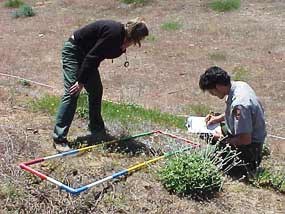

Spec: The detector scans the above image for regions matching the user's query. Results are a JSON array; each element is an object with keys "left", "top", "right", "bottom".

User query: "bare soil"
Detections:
[{"left": 1, "top": 0, "right": 285, "bottom": 213}]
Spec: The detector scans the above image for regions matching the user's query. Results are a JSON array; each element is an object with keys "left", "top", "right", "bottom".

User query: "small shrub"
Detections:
[
  {"left": 209, "top": 0, "right": 240, "bottom": 12},
  {"left": 232, "top": 66, "right": 249, "bottom": 81},
  {"left": 4, "top": 0, "right": 24, "bottom": 8},
  {"left": 18, "top": 79, "right": 31, "bottom": 87},
  {"left": 13, "top": 4, "right": 35, "bottom": 18},
  {"left": 159, "top": 149, "right": 223, "bottom": 198},
  {"left": 161, "top": 21, "right": 182, "bottom": 31},
  {"left": 121, "top": 0, "right": 146, "bottom": 4}
]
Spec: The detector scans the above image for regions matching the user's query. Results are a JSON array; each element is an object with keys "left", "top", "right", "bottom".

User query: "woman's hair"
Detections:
[
  {"left": 199, "top": 66, "right": 231, "bottom": 91},
  {"left": 125, "top": 17, "right": 149, "bottom": 47}
]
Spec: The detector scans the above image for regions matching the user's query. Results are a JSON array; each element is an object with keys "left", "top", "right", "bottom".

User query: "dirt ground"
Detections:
[{"left": 1, "top": 0, "right": 285, "bottom": 213}]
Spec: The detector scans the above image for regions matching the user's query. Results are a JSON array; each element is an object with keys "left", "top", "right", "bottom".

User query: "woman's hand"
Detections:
[{"left": 69, "top": 81, "right": 83, "bottom": 95}]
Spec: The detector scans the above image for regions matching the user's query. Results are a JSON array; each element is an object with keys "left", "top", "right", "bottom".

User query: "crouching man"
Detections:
[{"left": 199, "top": 66, "right": 267, "bottom": 176}]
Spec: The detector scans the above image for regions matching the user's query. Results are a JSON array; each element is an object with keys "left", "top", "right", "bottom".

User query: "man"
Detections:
[
  {"left": 53, "top": 18, "right": 149, "bottom": 152},
  {"left": 199, "top": 66, "right": 266, "bottom": 176}
]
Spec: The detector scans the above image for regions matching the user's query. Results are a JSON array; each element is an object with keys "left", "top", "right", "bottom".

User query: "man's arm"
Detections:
[{"left": 205, "top": 113, "right": 225, "bottom": 126}]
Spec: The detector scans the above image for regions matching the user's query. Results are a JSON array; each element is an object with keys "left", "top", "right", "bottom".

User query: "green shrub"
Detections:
[
  {"left": 121, "top": 0, "right": 146, "bottom": 4},
  {"left": 13, "top": 4, "right": 35, "bottom": 18},
  {"left": 161, "top": 21, "right": 182, "bottom": 31},
  {"left": 209, "top": 0, "right": 240, "bottom": 12},
  {"left": 159, "top": 151, "right": 223, "bottom": 198},
  {"left": 4, "top": 0, "right": 24, "bottom": 8}
]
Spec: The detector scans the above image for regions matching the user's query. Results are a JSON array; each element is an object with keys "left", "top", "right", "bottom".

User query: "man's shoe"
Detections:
[{"left": 53, "top": 139, "right": 71, "bottom": 153}]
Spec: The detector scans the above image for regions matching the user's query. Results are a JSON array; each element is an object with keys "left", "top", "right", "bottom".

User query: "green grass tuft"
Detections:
[
  {"left": 161, "top": 21, "right": 182, "bottom": 31},
  {"left": 209, "top": 0, "right": 240, "bottom": 12},
  {"left": 13, "top": 4, "right": 35, "bottom": 18},
  {"left": 250, "top": 168, "right": 285, "bottom": 193},
  {"left": 121, "top": 0, "right": 147, "bottom": 4},
  {"left": 4, "top": 0, "right": 24, "bottom": 8}
]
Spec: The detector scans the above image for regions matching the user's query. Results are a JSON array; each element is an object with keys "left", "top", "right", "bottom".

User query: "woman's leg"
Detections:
[
  {"left": 53, "top": 41, "right": 82, "bottom": 142},
  {"left": 84, "top": 69, "right": 105, "bottom": 134}
]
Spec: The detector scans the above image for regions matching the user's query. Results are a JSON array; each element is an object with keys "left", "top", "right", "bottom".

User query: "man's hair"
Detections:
[
  {"left": 125, "top": 17, "right": 149, "bottom": 47},
  {"left": 199, "top": 66, "right": 231, "bottom": 91}
]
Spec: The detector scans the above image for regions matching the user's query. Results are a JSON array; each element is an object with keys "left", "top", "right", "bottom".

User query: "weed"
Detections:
[
  {"left": 161, "top": 21, "right": 182, "bottom": 31},
  {"left": 29, "top": 94, "right": 59, "bottom": 115},
  {"left": 18, "top": 79, "right": 31, "bottom": 87},
  {"left": 232, "top": 66, "right": 249, "bottom": 81},
  {"left": 121, "top": 0, "right": 147, "bottom": 4},
  {"left": 4, "top": 0, "right": 24, "bottom": 8},
  {"left": 209, "top": 0, "right": 240, "bottom": 12},
  {"left": 250, "top": 168, "right": 285, "bottom": 193},
  {"left": 13, "top": 4, "right": 35, "bottom": 18},
  {"left": 209, "top": 52, "right": 227, "bottom": 61}
]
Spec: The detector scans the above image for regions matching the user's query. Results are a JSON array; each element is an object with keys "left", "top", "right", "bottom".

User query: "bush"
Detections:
[
  {"left": 209, "top": 0, "right": 240, "bottom": 12},
  {"left": 4, "top": 0, "right": 24, "bottom": 8},
  {"left": 13, "top": 4, "right": 35, "bottom": 18},
  {"left": 121, "top": 0, "right": 146, "bottom": 4},
  {"left": 159, "top": 151, "right": 223, "bottom": 198}
]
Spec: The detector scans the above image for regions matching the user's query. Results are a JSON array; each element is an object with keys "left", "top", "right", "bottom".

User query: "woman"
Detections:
[{"left": 53, "top": 18, "right": 149, "bottom": 151}]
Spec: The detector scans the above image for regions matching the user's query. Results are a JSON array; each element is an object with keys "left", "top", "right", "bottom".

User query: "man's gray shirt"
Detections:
[{"left": 225, "top": 81, "right": 266, "bottom": 143}]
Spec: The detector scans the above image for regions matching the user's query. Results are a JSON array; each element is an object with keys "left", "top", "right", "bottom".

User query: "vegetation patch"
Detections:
[
  {"left": 232, "top": 66, "right": 249, "bottom": 81},
  {"left": 209, "top": 52, "right": 227, "bottom": 61},
  {"left": 159, "top": 149, "right": 223, "bottom": 198},
  {"left": 4, "top": 0, "right": 24, "bottom": 8},
  {"left": 209, "top": 0, "right": 241, "bottom": 12},
  {"left": 121, "top": 0, "right": 147, "bottom": 5},
  {"left": 29, "top": 93, "right": 185, "bottom": 128},
  {"left": 13, "top": 4, "right": 35, "bottom": 18},
  {"left": 161, "top": 21, "right": 182, "bottom": 31},
  {"left": 250, "top": 168, "right": 285, "bottom": 193}
]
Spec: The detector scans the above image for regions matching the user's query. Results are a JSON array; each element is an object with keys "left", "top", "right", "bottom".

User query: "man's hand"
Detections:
[
  {"left": 205, "top": 113, "right": 225, "bottom": 126},
  {"left": 69, "top": 81, "right": 83, "bottom": 95}
]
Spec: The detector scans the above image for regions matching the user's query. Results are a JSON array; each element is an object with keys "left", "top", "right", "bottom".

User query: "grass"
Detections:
[
  {"left": 209, "top": 52, "right": 227, "bottom": 61},
  {"left": 232, "top": 66, "right": 249, "bottom": 81},
  {"left": 29, "top": 93, "right": 186, "bottom": 129},
  {"left": 161, "top": 21, "right": 182, "bottom": 31},
  {"left": 209, "top": 0, "right": 241, "bottom": 12},
  {"left": 4, "top": 0, "right": 24, "bottom": 8},
  {"left": 184, "top": 103, "right": 211, "bottom": 117},
  {"left": 121, "top": 0, "right": 147, "bottom": 4},
  {"left": 13, "top": 4, "right": 35, "bottom": 18},
  {"left": 250, "top": 168, "right": 285, "bottom": 193}
]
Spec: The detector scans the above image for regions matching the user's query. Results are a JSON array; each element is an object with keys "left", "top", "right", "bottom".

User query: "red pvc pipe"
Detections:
[{"left": 19, "top": 164, "right": 47, "bottom": 180}]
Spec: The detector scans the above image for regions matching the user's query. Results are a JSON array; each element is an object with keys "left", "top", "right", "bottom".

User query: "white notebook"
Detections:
[{"left": 186, "top": 116, "right": 221, "bottom": 134}]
